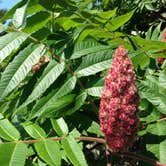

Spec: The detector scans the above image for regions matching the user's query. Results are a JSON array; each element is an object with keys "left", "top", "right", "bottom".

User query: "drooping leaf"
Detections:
[
  {"left": 70, "top": 39, "right": 115, "bottom": 59},
  {"left": 29, "top": 76, "right": 77, "bottom": 119},
  {"left": 146, "top": 121, "right": 166, "bottom": 163},
  {"left": 23, "top": 61, "right": 65, "bottom": 106},
  {"left": 0, "top": 24, "right": 8, "bottom": 33},
  {"left": 30, "top": 94, "right": 75, "bottom": 119},
  {"left": 62, "top": 135, "right": 88, "bottom": 166},
  {"left": 23, "top": 11, "right": 51, "bottom": 34},
  {"left": 75, "top": 50, "right": 113, "bottom": 77},
  {"left": 0, "top": 32, "right": 28, "bottom": 63},
  {"left": 86, "top": 86, "right": 103, "bottom": 97},
  {"left": 51, "top": 118, "right": 69, "bottom": 136},
  {"left": 0, "top": 44, "right": 45, "bottom": 100},
  {"left": 35, "top": 140, "right": 61, "bottom": 166},
  {"left": 12, "top": 0, "right": 29, "bottom": 29},
  {"left": 22, "top": 121, "right": 46, "bottom": 139},
  {"left": 106, "top": 9, "right": 135, "bottom": 31},
  {"left": 0, "top": 142, "right": 27, "bottom": 166},
  {"left": 139, "top": 76, "right": 166, "bottom": 114},
  {"left": 0, "top": 113, "right": 20, "bottom": 141},
  {"left": 159, "top": 70, "right": 166, "bottom": 89},
  {"left": 151, "top": 23, "right": 162, "bottom": 40},
  {"left": 0, "top": 0, "right": 44, "bottom": 22},
  {"left": 87, "top": 121, "right": 103, "bottom": 136},
  {"left": 66, "top": 92, "right": 87, "bottom": 116},
  {"left": 97, "top": 8, "right": 117, "bottom": 20}
]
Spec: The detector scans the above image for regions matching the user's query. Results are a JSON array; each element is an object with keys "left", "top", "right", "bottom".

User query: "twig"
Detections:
[{"left": 119, "top": 152, "right": 166, "bottom": 166}]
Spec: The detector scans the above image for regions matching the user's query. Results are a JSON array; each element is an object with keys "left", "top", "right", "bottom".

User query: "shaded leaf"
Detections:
[
  {"left": 23, "top": 61, "right": 65, "bottom": 106},
  {"left": 23, "top": 11, "right": 51, "bottom": 34},
  {"left": 66, "top": 92, "right": 87, "bottom": 116},
  {"left": 0, "top": 44, "right": 45, "bottom": 100},
  {"left": 146, "top": 121, "right": 166, "bottom": 163},
  {"left": 29, "top": 76, "right": 77, "bottom": 119},
  {"left": 30, "top": 94, "right": 75, "bottom": 119}
]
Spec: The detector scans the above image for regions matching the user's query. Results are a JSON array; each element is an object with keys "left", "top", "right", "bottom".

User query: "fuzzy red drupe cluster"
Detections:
[{"left": 99, "top": 45, "right": 139, "bottom": 152}]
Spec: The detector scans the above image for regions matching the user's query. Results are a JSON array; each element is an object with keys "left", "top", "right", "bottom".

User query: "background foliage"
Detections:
[{"left": 0, "top": 0, "right": 166, "bottom": 165}]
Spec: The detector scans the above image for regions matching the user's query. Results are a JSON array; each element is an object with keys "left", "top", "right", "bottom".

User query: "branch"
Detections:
[{"left": 1, "top": 136, "right": 166, "bottom": 166}]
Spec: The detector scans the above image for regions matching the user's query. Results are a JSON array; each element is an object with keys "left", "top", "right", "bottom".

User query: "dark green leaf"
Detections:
[
  {"left": 23, "top": 11, "right": 51, "bottom": 34},
  {"left": 23, "top": 61, "right": 65, "bottom": 106}
]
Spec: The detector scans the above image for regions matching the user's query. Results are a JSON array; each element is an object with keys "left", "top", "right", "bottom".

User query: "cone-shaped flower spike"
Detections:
[{"left": 99, "top": 45, "right": 139, "bottom": 152}]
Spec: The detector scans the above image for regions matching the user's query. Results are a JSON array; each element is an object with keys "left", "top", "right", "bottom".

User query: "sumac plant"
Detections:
[{"left": 0, "top": 0, "right": 166, "bottom": 166}]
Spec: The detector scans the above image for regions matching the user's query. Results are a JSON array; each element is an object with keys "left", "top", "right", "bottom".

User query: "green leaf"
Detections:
[
  {"left": 131, "top": 52, "right": 150, "bottom": 69},
  {"left": 159, "top": 70, "right": 166, "bottom": 89},
  {"left": 87, "top": 121, "right": 103, "bottom": 136},
  {"left": 86, "top": 86, "right": 103, "bottom": 97},
  {"left": 146, "top": 121, "right": 166, "bottom": 163},
  {"left": 151, "top": 23, "right": 162, "bottom": 40},
  {"left": 145, "top": 26, "right": 153, "bottom": 40},
  {"left": 35, "top": 140, "right": 61, "bottom": 166},
  {"left": 139, "top": 76, "right": 166, "bottom": 114},
  {"left": 71, "top": 39, "right": 115, "bottom": 59},
  {"left": 23, "top": 11, "right": 51, "bottom": 34},
  {"left": 75, "top": 50, "right": 113, "bottom": 77},
  {"left": 0, "top": 44, "right": 45, "bottom": 100},
  {"left": 0, "top": 32, "right": 28, "bottom": 63},
  {"left": 0, "top": 24, "right": 8, "bottom": 33},
  {"left": 29, "top": 76, "right": 77, "bottom": 119},
  {"left": 62, "top": 135, "right": 88, "bottom": 166},
  {"left": 66, "top": 92, "right": 87, "bottom": 116},
  {"left": 97, "top": 8, "right": 117, "bottom": 20},
  {"left": 132, "top": 36, "right": 166, "bottom": 51},
  {"left": 30, "top": 94, "right": 75, "bottom": 119},
  {"left": 51, "top": 118, "right": 69, "bottom": 136},
  {"left": 22, "top": 122, "right": 46, "bottom": 139},
  {"left": 12, "top": 0, "right": 29, "bottom": 29},
  {"left": 23, "top": 61, "right": 65, "bottom": 106},
  {"left": 0, "top": 0, "right": 44, "bottom": 22},
  {"left": 0, "top": 142, "right": 27, "bottom": 166},
  {"left": 106, "top": 9, "right": 135, "bottom": 31},
  {"left": 0, "top": 113, "right": 20, "bottom": 141},
  {"left": 40, "top": 94, "right": 75, "bottom": 118},
  {"left": 55, "top": 76, "right": 77, "bottom": 98}
]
